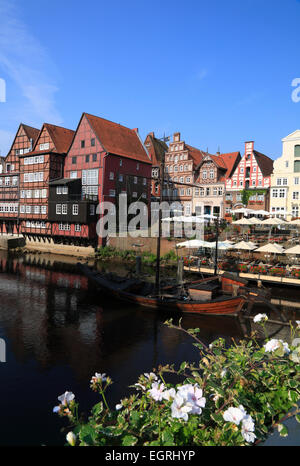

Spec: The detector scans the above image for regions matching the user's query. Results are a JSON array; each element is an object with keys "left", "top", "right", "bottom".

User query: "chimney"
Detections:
[
  {"left": 173, "top": 132, "right": 181, "bottom": 142},
  {"left": 216, "top": 151, "right": 220, "bottom": 156},
  {"left": 149, "top": 132, "right": 155, "bottom": 138}
]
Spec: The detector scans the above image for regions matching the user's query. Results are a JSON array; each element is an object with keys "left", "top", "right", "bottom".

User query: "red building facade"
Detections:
[
  {"left": 64, "top": 113, "right": 152, "bottom": 245},
  {"left": 18, "top": 123, "right": 74, "bottom": 237},
  {"left": 225, "top": 141, "right": 273, "bottom": 213},
  {"left": 0, "top": 124, "right": 39, "bottom": 234}
]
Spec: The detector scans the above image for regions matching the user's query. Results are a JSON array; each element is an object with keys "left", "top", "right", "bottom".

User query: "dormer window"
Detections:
[{"left": 39, "top": 143, "right": 49, "bottom": 151}]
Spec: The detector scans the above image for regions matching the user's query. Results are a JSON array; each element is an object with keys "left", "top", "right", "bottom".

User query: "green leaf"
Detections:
[
  {"left": 210, "top": 412, "right": 224, "bottom": 426},
  {"left": 277, "top": 424, "right": 288, "bottom": 437},
  {"left": 91, "top": 401, "right": 104, "bottom": 416},
  {"left": 79, "top": 424, "right": 96, "bottom": 445},
  {"left": 295, "top": 415, "right": 300, "bottom": 424},
  {"left": 162, "top": 430, "right": 175, "bottom": 446},
  {"left": 122, "top": 435, "right": 138, "bottom": 446}
]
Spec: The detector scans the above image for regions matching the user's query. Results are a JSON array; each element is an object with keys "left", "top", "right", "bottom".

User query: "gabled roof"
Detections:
[
  {"left": 144, "top": 132, "right": 168, "bottom": 166},
  {"left": 84, "top": 113, "right": 152, "bottom": 164},
  {"left": 22, "top": 124, "right": 40, "bottom": 145},
  {"left": 219, "top": 152, "right": 241, "bottom": 178},
  {"left": 185, "top": 144, "right": 206, "bottom": 166},
  {"left": 195, "top": 151, "right": 241, "bottom": 180},
  {"left": 6, "top": 123, "right": 40, "bottom": 157},
  {"left": 21, "top": 123, "right": 75, "bottom": 156},
  {"left": 253, "top": 150, "right": 273, "bottom": 177}
]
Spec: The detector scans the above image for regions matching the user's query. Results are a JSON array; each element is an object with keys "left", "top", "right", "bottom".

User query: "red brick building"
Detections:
[
  {"left": 164, "top": 132, "right": 206, "bottom": 215},
  {"left": 193, "top": 151, "right": 241, "bottom": 217},
  {"left": 225, "top": 141, "right": 273, "bottom": 213},
  {"left": 0, "top": 123, "right": 39, "bottom": 234},
  {"left": 64, "top": 113, "right": 152, "bottom": 245},
  {"left": 18, "top": 123, "right": 75, "bottom": 237}
]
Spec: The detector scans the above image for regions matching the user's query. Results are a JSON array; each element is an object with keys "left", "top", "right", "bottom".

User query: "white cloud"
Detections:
[{"left": 0, "top": 0, "right": 63, "bottom": 154}]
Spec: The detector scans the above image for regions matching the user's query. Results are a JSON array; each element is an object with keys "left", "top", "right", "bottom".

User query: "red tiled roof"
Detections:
[
  {"left": 45, "top": 124, "right": 75, "bottom": 154},
  {"left": 85, "top": 113, "right": 152, "bottom": 164},
  {"left": 219, "top": 152, "right": 241, "bottom": 178},
  {"left": 253, "top": 150, "right": 273, "bottom": 177},
  {"left": 22, "top": 124, "right": 40, "bottom": 145},
  {"left": 144, "top": 132, "right": 168, "bottom": 166},
  {"left": 185, "top": 144, "right": 206, "bottom": 166},
  {"left": 21, "top": 123, "right": 75, "bottom": 156}
]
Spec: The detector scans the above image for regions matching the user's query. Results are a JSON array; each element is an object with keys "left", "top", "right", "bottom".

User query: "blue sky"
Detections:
[{"left": 0, "top": 0, "right": 300, "bottom": 159}]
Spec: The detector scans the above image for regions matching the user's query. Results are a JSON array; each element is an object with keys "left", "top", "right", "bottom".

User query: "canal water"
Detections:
[{"left": 0, "top": 249, "right": 299, "bottom": 446}]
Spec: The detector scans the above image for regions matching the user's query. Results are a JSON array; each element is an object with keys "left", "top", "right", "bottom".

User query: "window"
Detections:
[
  {"left": 134, "top": 176, "right": 137, "bottom": 184},
  {"left": 70, "top": 171, "right": 77, "bottom": 179},
  {"left": 92, "top": 154, "right": 97, "bottom": 162},
  {"left": 293, "top": 192, "right": 299, "bottom": 200},
  {"left": 120, "top": 159, "right": 123, "bottom": 167},
  {"left": 213, "top": 187, "right": 217, "bottom": 196},
  {"left": 62, "top": 186, "right": 68, "bottom": 195},
  {"left": 240, "top": 167, "right": 244, "bottom": 174},
  {"left": 200, "top": 188, "right": 204, "bottom": 196},
  {"left": 75, "top": 224, "right": 81, "bottom": 232},
  {"left": 91, "top": 138, "right": 95, "bottom": 147},
  {"left": 41, "top": 189, "right": 47, "bottom": 198},
  {"left": 62, "top": 204, "right": 67, "bottom": 215},
  {"left": 12, "top": 177, "right": 18, "bottom": 186},
  {"left": 206, "top": 187, "right": 210, "bottom": 196},
  {"left": 286, "top": 161, "right": 289, "bottom": 168},
  {"left": 137, "top": 163, "right": 139, "bottom": 170},
  {"left": 119, "top": 174, "right": 123, "bottom": 182},
  {"left": 143, "top": 178, "right": 146, "bottom": 185},
  {"left": 109, "top": 189, "right": 115, "bottom": 197},
  {"left": 186, "top": 177, "right": 191, "bottom": 183},
  {"left": 272, "top": 189, "right": 278, "bottom": 198},
  {"left": 73, "top": 204, "right": 79, "bottom": 215},
  {"left": 81, "top": 140, "right": 85, "bottom": 148},
  {"left": 109, "top": 172, "right": 114, "bottom": 180},
  {"left": 292, "top": 206, "right": 299, "bottom": 217},
  {"left": 56, "top": 187, "right": 62, "bottom": 195},
  {"left": 41, "top": 206, "right": 47, "bottom": 215},
  {"left": 85, "top": 154, "right": 90, "bottom": 163},
  {"left": 90, "top": 205, "right": 95, "bottom": 215},
  {"left": 20, "top": 190, "right": 25, "bottom": 198},
  {"left": 210, "top": 170, "right": 214, "bottom": 179},
  {"left": 277, "top": 178, "right": 282, "bottom": 185},
  {"left": 295, "top": 177, "right": 299, "bottom": 185},
  {"left": 5, "top": 177, "right": 9, "bottom": 186},
  {"left": 218, "top": 187, "right": 223, "bottom": 195},
  {"left": 56, "top": 204, "right": 62, "bottom": 214},
  {"left": 72, "top": 157, "right": 77, "bottom": 164},
  {"left": 295, "top": 145, "right": 300, "bottom": 157},
  {"left": 20, "top": 205, "right": 25, "bottom": 213},
  {"left": 294, "top": 160, "right": 300, "bottom": 173},
  {"left": 34, "top": 205, "right": 40, "bottom": 214},
  {"left": 34, "top": 190, "right": 40, "bottom": 198},
  {"left": 39, "top": 143, "right": 49, "bottom": 151},
  {"left": 202, "top": 171, "right": 207, "bottom": 179},
  {"left": 186, "top": 188, "right": 191, "bottom": 196}
]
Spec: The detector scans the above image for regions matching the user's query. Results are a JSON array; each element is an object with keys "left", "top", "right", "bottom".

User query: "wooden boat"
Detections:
[{"left": 77, "top": 263, "right": 248, "bottom": 315}]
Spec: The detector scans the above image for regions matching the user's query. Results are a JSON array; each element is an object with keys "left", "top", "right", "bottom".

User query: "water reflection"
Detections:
[{"left": 0, "top": 249, "right": 299, "bottom": 446}]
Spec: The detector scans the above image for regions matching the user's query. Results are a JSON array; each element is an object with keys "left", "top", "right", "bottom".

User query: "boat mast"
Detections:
[
  {"left": 155, "top": 149, "right": 166, "bottom": 295},
  {"left": 214, "top": 216, "right": 219, "bottom": 276}
]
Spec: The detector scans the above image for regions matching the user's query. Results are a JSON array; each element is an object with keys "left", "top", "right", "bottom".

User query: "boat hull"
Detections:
[{"left": 78, "top": 264, "right": 246, "bottom": 316}]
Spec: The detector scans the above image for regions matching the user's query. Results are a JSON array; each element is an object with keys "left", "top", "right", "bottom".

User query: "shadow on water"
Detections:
[{"left": 0, "top": 249, "right": 299, "bottom": 446}]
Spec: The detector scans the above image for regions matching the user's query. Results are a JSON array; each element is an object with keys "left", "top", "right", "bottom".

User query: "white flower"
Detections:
[
  {"left": 90, "top": 373, "right": 107, "bottom": 384},
  {"left": 66, "top": 431, "right": 77, "bottom": 446},
  {"left": 134, "top": 383, "right": 146, "bottom": 391},
  {"left": 253, "top": 313, "right": 268, "bottom": 323},
  {"left": 171, "top": 394, "right": 193, "bottom": 421},
  {"left": 162, "top": 388, "right": 176, "bottom": 401},
  {"left": 58, "top": 391, "right": 75, "bottom": 406},
  {"left": 296, "top": 321, "right": 300, "bottom": 329},
  {"left": 241, "top": 415, "right": 256, "bottom": 443},
  {"left": 53, "top": 391, "right": 75, "bottom": 415},
  {"left": 179, "top": 385, "right": 206, "bottom": 415},
  {"left": 144, "top": 372, "right": 158, "bottom": 381},
  {"left": 116, "top": 403, "right": 123, "bottom": 410},
  {"left": 221, "top": 368, "right": 228, "bottom": 378},
  {"left": 223, "top": 405, "right": 247, "bottom": 425},
  {"left": 264, "top": 339, "right": 290, "bottom": 354},
  {"left": 148, "top": 382, "right": 166, "bottom": 401}
]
